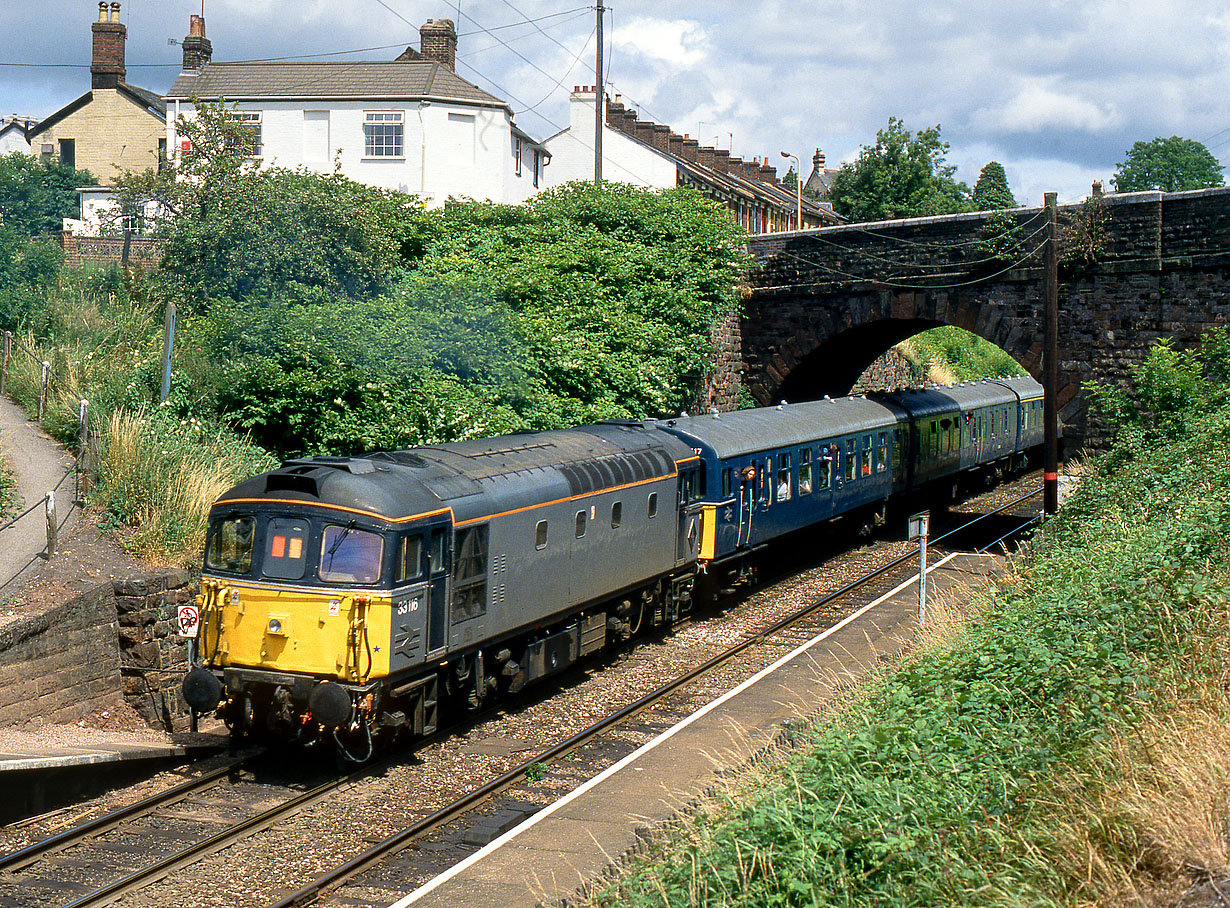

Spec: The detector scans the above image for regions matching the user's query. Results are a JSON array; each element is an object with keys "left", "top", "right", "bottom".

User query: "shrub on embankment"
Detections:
[{"left": 589, "top": 334, "right": 1230, "bottom": 908}]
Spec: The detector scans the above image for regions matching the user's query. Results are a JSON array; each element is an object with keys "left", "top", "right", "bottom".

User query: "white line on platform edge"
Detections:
[{"left": 388, "top": 551, "right": 963, "bottom": 908}]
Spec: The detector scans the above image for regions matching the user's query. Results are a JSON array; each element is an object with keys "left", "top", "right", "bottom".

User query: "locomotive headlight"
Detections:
[{"left": 267, "top": 617, "right": 286, "bottom": 635}]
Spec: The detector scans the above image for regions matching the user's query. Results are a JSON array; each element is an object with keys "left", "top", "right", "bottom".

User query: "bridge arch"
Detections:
[{"left": 735, "top": 189, "right": 1230, "bottom": 449}]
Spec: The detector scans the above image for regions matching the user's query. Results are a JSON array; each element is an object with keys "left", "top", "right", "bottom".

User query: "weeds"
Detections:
[{"left": 587, "top": 404, "right": 1230, "bottom": 908}]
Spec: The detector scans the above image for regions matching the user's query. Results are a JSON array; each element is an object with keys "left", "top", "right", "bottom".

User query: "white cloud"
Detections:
[
  {"left": 972, "top": 79, "right": 1122, "bottom": 135},
  {"left": 611, "top": 17, "right": 708, "bottom": 68}
]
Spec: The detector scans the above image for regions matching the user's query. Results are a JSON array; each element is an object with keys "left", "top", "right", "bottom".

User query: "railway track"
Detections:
[
  {"left": 0, "top": 479, "right": 1042, "bottom": 908},
  {"left": 275, "top": 483, "right": 1045, "bottom": 908}
]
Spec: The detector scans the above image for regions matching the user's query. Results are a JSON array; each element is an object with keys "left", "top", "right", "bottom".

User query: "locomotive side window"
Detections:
[
  {"left": 611, "top": 501, "right": 622, "bottom": 528},
  {"left": 429, "top": 527, "right": 447, "bottom": 574},
  {"left": 575, "top": 510, "right": 587, "bottom": 538},
  {"left": 205, "top": 516, "right": 255, "bottom": 574},
  {"left": 535, "top": 520, "right": 549, "bottom": 550},
  {"left": 799, "top": 449, "right": 812, "bottom": 494},
  {"left": 319, "top": 525, "right": 384, "bottom": 584},
  {"left": 648, "top": 492, "right": 658, "bottom": 518},
  {"left": 395, "top": 535, "right": 424, "bottom": 583},
  {"left": 777, "top": 453, "right": 792, "bottom": 501},
  {"left": 452, "top": 525, "right": 488, "bottom": 624},
  {"left": 264, "top": 518, "right": 309, "bottom": 580}
]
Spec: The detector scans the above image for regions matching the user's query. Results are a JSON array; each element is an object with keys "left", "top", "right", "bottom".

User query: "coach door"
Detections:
[
  {"left": 676, "top": 466, "right": 702, "bottom": 565},
  {"left": 425, "top": 526, "right": 450, "bottom": 655}
]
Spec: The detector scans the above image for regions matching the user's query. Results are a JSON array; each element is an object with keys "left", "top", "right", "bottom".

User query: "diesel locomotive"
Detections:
[{"left": 182, "top": 376, "right": 1044, "bottom": 756}]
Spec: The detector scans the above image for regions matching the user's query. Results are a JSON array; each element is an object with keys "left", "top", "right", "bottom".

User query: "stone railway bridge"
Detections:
[{"left": 705, "top": 188, "right": 1230, "bottom": 449}]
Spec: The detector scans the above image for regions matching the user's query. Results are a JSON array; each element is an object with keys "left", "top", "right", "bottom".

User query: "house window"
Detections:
[
  {"left": 515, "top": 137, "right": 522, "bottom": 176},
  {"left": 364, "top": 111, "right": 404, "bottom": 157},
  {"left": 58, "top": 139, "right": 76, "bottom": 169},
  {"left": 533, "top": 150, "right": 540, "bottom": 188},
  {"left": 227, "top": 111, "right": 262, "bottom": 157}
]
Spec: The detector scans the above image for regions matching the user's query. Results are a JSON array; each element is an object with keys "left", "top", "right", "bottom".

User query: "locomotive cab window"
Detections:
[
  {"left": 452, "top": 525, "right": 488, "bottom": 624},
  {"left": 205, "top": 516, "right": 255, "bottom": 574},
  {"left": 319, "top": 524, "right": 384, "bottom": 584},
  {"left": 395, "top": 535, "right": 424, "bottom": 583},
  {"left": 429, "top": 527, "right": 447, "bottom": 575},
  {"left": 535, "top": 520, "right": 549, "bottom": 550},
  {"left": 264, "top": 518, "right": 309, "bottom": 580}
]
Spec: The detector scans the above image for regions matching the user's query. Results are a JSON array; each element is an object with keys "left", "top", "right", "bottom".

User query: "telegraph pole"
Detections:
[
  {"left": 1043, "top": 192, "right": 1059, "bottom": 515},
  {"left": 594, "top": 1, "right": 604, "bottom": 184}
]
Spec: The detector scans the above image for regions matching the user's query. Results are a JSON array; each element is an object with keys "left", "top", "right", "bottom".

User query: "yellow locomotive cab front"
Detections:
[{"left": 198, "top": 579, "right": 392, "bottom": 682}]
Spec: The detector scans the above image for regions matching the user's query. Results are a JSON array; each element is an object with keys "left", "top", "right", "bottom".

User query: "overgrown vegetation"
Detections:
[
  {"left": 0, "top": 107, "right": 745, "bottom": 563},
  {"left": 899, "top": 326, "right": 1026, "bottom": 384},
  {"left": 587, "top": 329, "right": 1230, "bottom": 908}
]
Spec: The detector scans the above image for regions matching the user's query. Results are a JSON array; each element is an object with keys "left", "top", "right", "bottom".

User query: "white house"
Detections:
[
  {"left": 164, "top": 17, "right": 547, "bottom": 207},
  {"left": 543, "top": 87, "right": 837, "bottom": 232},
  {"left": 0, "top": 117, "right": 34, "bottom": 155}
]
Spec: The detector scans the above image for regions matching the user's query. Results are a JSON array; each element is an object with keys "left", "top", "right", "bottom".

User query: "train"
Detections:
[{"left": 182, "top": 376, "right": 1044, "bottom": 757}]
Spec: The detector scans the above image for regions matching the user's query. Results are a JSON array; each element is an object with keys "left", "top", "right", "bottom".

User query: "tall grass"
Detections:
[
  {"left": 899, "top": 326, "right": 1027, "bottom": 384},
  {"left": 588, "top": 406, "right": 1230, "bottom": 908},
  {"left": 93, "top": 409, "right": 275, "bottom": 564}
]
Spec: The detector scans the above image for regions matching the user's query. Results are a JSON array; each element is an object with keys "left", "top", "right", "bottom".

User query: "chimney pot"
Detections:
[
  {"left": 91, "top": 2, "right": 127, "bottom": 89},
  {"left": 419, "top": 18, "right": 457, "bottom": 71},
  {"left": 182, "top": 14, "right": 212, "bottom": 70}
]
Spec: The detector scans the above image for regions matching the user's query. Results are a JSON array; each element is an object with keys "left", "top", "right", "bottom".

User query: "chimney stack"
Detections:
[
  {"left": 91, "top": 2, "right": 126, "bottom": 89},
  {"left": 420, "top": 19, "right": 457, "bottom": 71},
  {"left": 813, "top": 148, "right": 826, "bottom": 171},
  {"left": 181, "top": 14, "right": 212, "bottom": 71}
]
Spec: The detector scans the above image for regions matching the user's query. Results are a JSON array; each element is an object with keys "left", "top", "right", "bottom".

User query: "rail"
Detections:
[{"left": 0, "top": 329, "right": 92, "bottom": 595}]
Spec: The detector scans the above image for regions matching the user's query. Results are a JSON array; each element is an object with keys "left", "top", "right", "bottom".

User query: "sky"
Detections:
[{"left": 4, "top": 0, "right": 1230, "bottom": 207}]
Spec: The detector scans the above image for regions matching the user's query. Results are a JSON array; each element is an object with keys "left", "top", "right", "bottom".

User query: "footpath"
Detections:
[{"left": 0, "top": 393, "right": 79, "bottom": 599}]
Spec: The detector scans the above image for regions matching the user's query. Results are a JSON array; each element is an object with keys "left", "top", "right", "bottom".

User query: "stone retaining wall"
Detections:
[{"left": 0, "top": 571, "right": 197, "bottom": 731}]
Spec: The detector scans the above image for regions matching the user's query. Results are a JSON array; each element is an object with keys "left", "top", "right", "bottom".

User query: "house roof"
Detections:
[
  {"left": 166, "top": 61, "right": 507, "bottom": 109},
  {"left": 608, "top": 124, "right": 838, "bottom": 224},
  {"left": 29, "top": 83, "right": 166, "bottom": 138}
]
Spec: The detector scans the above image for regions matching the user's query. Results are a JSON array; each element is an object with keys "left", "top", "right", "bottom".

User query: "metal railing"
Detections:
[{"left": 0, "top": 329, "right": 92, "bottom": 595}]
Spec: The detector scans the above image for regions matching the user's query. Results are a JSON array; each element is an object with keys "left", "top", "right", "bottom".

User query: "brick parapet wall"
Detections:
[
  {"left": 695, "top": 304, "right": 744, "bottom": 413},
  {"left": 0, "top": 571, "right": 198, "bottom": 731},
  {"left": 61, "top": 233, "right": 161, "bottom": 269}
]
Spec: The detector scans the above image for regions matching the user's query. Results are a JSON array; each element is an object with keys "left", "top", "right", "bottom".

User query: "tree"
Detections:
[
  {"left": 0, "top": 151, "right": 94, "bottom": 236},
  {"left": 112, "top": 102, "right": 415, "bottom": 311},
  {"left": 1111, "top": 136, "right": 1224, "bottom": 193},
  {"left": 827, "top": 118, "right": 971, "bottom": 221},
  {"left": 972, "top": 161, "right": 1017, "bottom": 209}
]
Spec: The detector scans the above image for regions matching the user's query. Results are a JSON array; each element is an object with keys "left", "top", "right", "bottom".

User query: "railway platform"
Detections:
[
  {"left": 0, "top": 728, "right": 227, "bottom": 824},
  {"left": 391, "top": 550, "right": 1006, "bottom": 908}
]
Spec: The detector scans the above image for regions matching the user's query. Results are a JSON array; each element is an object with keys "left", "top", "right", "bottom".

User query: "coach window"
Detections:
[
  {"left": 861, "top": 435, "right": 872, "bottom": 476},
  {"left": 395, "top": 535, "right": 424, "bottom": 583},
  {"left": 575, "top": 510, "right": 587, "bottom": 538},
  {"left": 876, "top": 432, "right": 888, "bottom": 472},
  {"left": 721, "top": 468, "right": 732, "bottom": 499},
  {"left": 844, "top": 440, "right": 856, "bottom": 481},
  {"left": 452, "top": 525, "right": 488, "bottom": 623},
  {"left": 892, "top": 428, "right": 902, "bottom": 470},
  {"left": 611, "top": 501, "right": 622, "bottom": 528},
  {"left": 263, "top": 517, "right": 309, "bottom": 580},
  {"left": 206, "top": 516, "right": 255, "bottom": 574},
  {"left": 777, "top": 453, "right": 792, "bottom": 501},
  {"left": 799, "top": 449, "right": 812, "bottom": 494},
  {"left": 648, "top": 492, "right": 658, "bottom": 518},
  {"left": 535, "top": 520, "right": 548, "bottom": 551},
  {"left": 820, "top": 444, "right": 835, "bottom": 487},
  {"left": 320, "top": 525, "right": 384, "bottom": 584}
]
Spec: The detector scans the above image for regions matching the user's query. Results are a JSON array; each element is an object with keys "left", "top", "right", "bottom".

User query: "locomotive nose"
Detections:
[{"left": 182, "top": 666, "right": 223, "bottom": 714}]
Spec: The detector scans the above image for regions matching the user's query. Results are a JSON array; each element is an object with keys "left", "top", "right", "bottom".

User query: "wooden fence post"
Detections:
[
  {"left": 38, "top": 360, "right": 50, "bottom": 419},
  {"left": 0, "top": 331, "right": 10, "bottom": 397},
  {"left": 77, "top": 399, "right": 90, "bottom": 501},
  {"left": 45, "top": 491, "right": 57, "bottom": 557}
]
